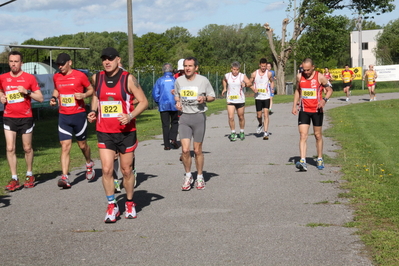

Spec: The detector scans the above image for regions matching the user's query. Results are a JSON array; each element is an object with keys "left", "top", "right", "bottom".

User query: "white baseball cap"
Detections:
[{"left": 177, "top": 59, "right": 184, "bottom": 70}]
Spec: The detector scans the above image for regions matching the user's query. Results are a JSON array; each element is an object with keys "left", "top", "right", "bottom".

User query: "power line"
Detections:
[{"left": 0, "top": 0, "right": 17, "bottom": 7}]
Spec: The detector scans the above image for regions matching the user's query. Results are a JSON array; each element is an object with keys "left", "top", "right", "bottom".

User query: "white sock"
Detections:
[
  {"left": 185, "top": 172, "right": 192, "bottom": 178},
  {"left": 12, "top": 175, "right": 18, "bottom": 180},
  {"left": 26, "top": 171, "right": 33, "bottom": 176},
  {"left": 197, "top": 174, "right": 204, "bottom": 180}
]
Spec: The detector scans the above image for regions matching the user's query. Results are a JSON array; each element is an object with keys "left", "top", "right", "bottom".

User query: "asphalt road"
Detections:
[{"left": 2, "top": 92, "right": 397, "bottom": 265}]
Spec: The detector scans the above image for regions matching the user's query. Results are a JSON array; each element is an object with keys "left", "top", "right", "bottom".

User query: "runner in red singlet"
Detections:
[
  {"left": 88, "top": 47, "right": 148, "bottom": 223},
  {"left": 0, "top": 51, "right": 44, "bottom": 191},
  {"left": 292, "top": 58, "right": 332, "bottom": 172}
]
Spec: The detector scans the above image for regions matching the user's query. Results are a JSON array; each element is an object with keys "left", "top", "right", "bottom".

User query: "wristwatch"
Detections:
[
  {"left": 323, "top": 98, "right": 329, "bottom": 102},
  {"left": 26, "top": 90, "right": 32, "bottom": 96}
]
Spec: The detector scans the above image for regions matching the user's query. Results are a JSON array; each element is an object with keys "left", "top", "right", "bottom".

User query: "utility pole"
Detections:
[
  {"left": 127, "top": 0, "right": 134, "bottom": 69},
  {"left": 357, "top": 12, "right": 363, "bottom": 68},
  {"left": 293, "top": 0, "right": 297, "bottom": 79}
]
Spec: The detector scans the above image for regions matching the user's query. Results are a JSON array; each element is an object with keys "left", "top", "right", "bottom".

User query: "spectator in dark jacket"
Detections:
[{"left": 152, "top": 63, "right": 180, "bottom": 150}]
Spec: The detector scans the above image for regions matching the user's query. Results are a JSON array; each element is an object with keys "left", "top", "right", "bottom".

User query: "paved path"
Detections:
[{"left": 2, "top": 92, "right": 398, "bottom": 265}]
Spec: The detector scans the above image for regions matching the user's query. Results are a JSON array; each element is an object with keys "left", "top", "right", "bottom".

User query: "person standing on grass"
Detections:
[
  {"left": 292, "top": 58, "right": 333, "bottom": 172},
  {"left": 249, "top": 57, "right": 275, "bottom": 140},
  {"left": 221, "top": 61, "right": 252, "bottom": 141},
  {"left": 174, "top": 57, "right": 215, "bottom": 191},
  {"left": 88, "top": 47, "right": 148, "bottom": 223},
  {"left": 341, "top": 64, "right": 355, "bottom": 102},
  {"left": 50, "top": 53, "right": 95, "bottom": 189},
  {"left": 0, "top": 51, "right": 44, "bottom": 191},
  {"left": 152, "top": 63, "right": 179, "bottom": 150},
  {"left": 363, "top": 64, "right": 377, "bottom": 101}
]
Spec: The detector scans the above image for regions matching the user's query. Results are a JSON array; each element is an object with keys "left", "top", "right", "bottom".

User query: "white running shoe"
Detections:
[
  {"left": 182, "top": 176, "right": 193, "bottom": 191},
  {"left": 263, "top": 132, "right": 269, "bottom": 140},
  {"left": 125, "top": 201, "right": 137, "bottom": 219},
  {"left": 104, "top": 203, "right": 120, "bottom": 223},
  {"left": 195, "top": 179, "right": 205, "bottom": 190},
  {"left": 114, "top": 180, "right": 121, "bottom": 193},
  {"left": 86, "top": 161, "right": 95, "bottom": 181},
  {"left": 256, "top": 124, "right": 263, "bottom": 134}
]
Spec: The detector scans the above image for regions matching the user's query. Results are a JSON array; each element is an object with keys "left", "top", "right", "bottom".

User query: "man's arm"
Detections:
[
  {"left": 292, "top": 73, "right": 301, "bottom": 115},
  {"left": 317, "top": 74, "right": 333, "bottom": 109},
  {"left": 152, "top": 79, "right": 160, "bottom": 103},
  {"left": 122, "top": 74, "right": 148, "bottom": 125},
  {"left": 221, "top": 77, "right": 227, "bottom": 96},
  {"left": 28, "top": 87, "right": 44, "bottom": 103},
  {"left": 248, "top": 71, "right": 257, "bottom": 93},
  {"left": 87, "top": 74, "right": 98, "bottom": 123}
]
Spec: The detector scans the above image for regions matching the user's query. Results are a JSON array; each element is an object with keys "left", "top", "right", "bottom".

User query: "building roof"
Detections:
[{"left": 0, "top": 44, "right": 89, "bottom": 50}]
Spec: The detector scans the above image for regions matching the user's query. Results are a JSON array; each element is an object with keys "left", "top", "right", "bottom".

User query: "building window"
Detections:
[{"left": 362, "top": 42, "right": 369, "bottom": 50}]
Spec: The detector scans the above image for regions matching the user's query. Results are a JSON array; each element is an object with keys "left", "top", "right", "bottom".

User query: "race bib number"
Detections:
[
  {"left": 368, "top": 77, "right": 374, "bottom": 83},
  {"left": 60, "top": 94, "right": 76, "bottom": 107},
  {"left": 343, "top": 77, "right": 350, "bottom": 83},
  {"left": 100, "top": 101, "right": 122, "bottom": 118},
  {"left": 257, "top": 88, "right": 267, "bottom": 93},
  {"left": 229, "top": 95, "right": 239, "bottom": 100},
  {"left": 301, "top": 88, "right": 317, "bottom": 99},
  {"left": 181, "top": 87, "right": 198, "bottom": 100},
  {"left": 6, "top": 89, "right": 24, "bottom": 104}
]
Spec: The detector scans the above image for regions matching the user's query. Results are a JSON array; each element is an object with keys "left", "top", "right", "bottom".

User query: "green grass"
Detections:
[{"left": 325, "top": 97, "right": 399, "bottom": 265}]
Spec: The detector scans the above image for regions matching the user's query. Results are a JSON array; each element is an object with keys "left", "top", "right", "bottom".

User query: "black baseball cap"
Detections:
[
  {"left": 100, "top": 47, "right": 119, "bottom": 59},
  {"left": 55, "top": 53, "right": 71, "bottom": 65}
]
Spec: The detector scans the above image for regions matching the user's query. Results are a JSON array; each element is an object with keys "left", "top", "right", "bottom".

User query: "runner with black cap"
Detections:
[
  {"left": 50, "top": 52, "right": 95, "bottom": 189},
  {"left": 88, "top": 47, "right": 148, "bottom": 223}
]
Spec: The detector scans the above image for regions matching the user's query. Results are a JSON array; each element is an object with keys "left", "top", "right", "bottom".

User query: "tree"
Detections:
[
  {"left": 375, "top": 19, "right": 399, "bottom": 64},
  {"left": 133, "top": 32, "right": 169, "bottom": 67},
  {"left": 295, "top": 15, "right": 352, "bottom": 69},
  {"left": 264, "top": 0, "right": 395, "bottom": 94}
]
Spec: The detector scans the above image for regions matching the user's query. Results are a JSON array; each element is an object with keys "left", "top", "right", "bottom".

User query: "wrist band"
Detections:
[
  {"left": 51, "top": 96, "right": 57, "bottom": 101},
  {"left": 90, "top": 110, "right": 98, "bottom": 114}
]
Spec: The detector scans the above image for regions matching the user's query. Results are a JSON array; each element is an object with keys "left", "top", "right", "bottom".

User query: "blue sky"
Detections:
[{"left": 0, "top": 0, "right": 398, "bottom": 46}]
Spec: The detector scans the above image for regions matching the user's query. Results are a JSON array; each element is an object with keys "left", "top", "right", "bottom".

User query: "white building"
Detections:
[{"left": 350, "top": 29, "right": 382, "bottom": 68}]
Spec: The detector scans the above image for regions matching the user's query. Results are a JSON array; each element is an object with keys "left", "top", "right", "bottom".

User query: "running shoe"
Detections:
[
  {"left": 269, "top": 109, "right": 273, "bottom": 115},
  {"left": 181, "top": 176, "right": 194, "bottom": 191},
  {"left": 239, "top": 132, "right": 245, "bottom": 140},
  {"left": 296, "top": 159, "right": 308, "bottom": 171},
  {"left": 195, "top": 179, "right": 205, "bottom": 190},
  {"left": 86, "top": 161, "right": 95, "bottom": 181},
  {"left": 6, "top": 179, "right": 21, "bottom": 192},
  {"left": 104, "top": 203, "right": 120, "bottom": 223},
  {"left": 24, "top": 175, "right": 35, "bottom": 188},
  {"left": 57, "top": 175, "right": 71, "bottom": 189},
  {"left": 229, "top": 132, "right": 237, "bottom": 141},
  {"left": 256, "top": 124, "right": 263, "bottom": 134},
  {"left": 125, "top": 201, "right": 137, "bottom": 219},
  {"left": 346, "top": 98, "right": 350, "bottom": 102},
  {"left": 263, "top": 132, "right": 269, "bottom": 140},
  {"left": 374, "top": 97, "right": 377, "bottom": 101},
  {"left": 114, "top": 179, "right": 121, "bottom": 193},
  {"left": 317, "top": 159, "right": 325, "bottom": 170}
]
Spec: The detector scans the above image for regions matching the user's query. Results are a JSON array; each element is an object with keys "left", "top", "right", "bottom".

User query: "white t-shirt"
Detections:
[{"left": 174, "top": 74, "right": 215, "bottom": 114}]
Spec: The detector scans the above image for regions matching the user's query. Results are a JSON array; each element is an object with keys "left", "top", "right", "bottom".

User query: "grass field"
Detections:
[{"left": 1, "top": 87, "right": 399, "bottom": 265}]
